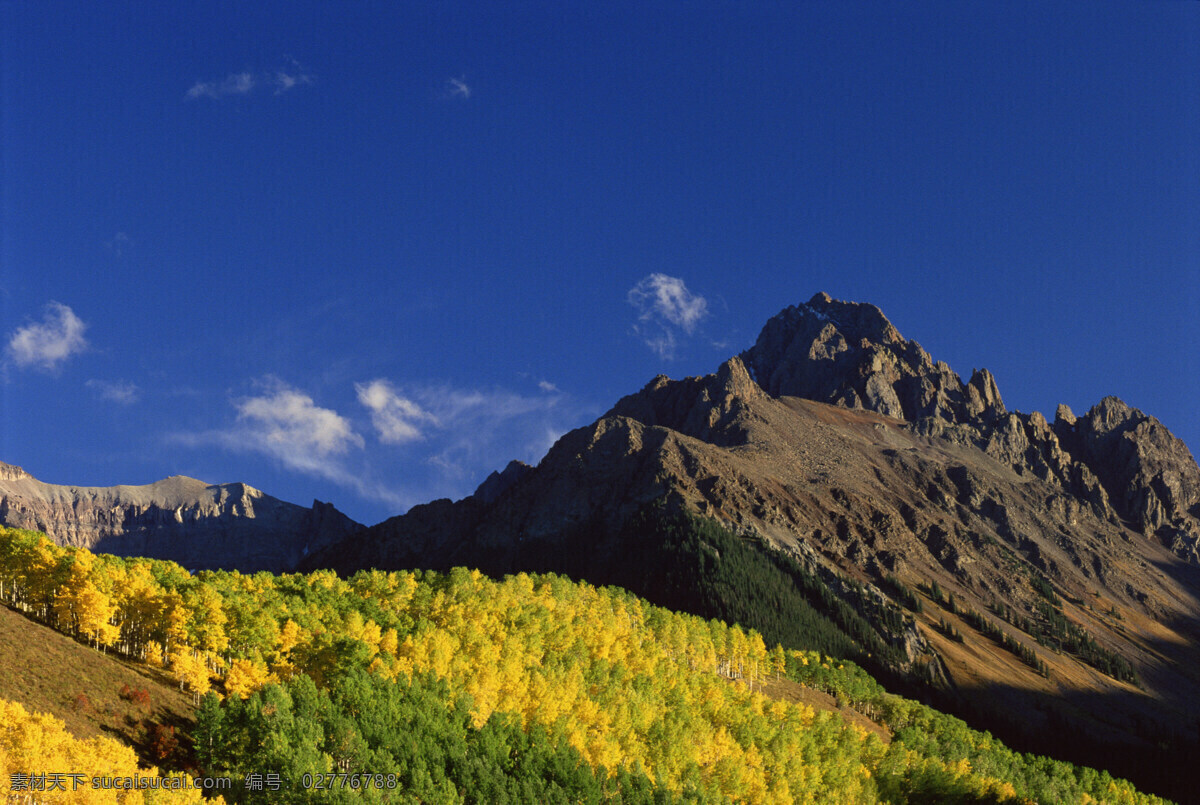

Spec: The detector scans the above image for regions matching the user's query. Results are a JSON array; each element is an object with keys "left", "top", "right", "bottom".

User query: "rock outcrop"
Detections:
[
  {"left": 472, "top": 460, "right": 533, "bottom": 506},
  {"left": 1055, "top": 396, "right": 1200, "bottom": 563},
  {"left": 740, "top": 292, "right": 1006, "bottom": 426},
  {"left": 0, "top": 462, "right": 31, "bottom": 482},
  {"left": 0, "top": 470, "right": 360, "bottom": 572}
]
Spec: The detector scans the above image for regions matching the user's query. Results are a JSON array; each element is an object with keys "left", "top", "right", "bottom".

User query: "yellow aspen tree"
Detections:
[
  {"left": 51, "top": 550, "right": 95, "bottom": 635},
  {"left": 378, "top": 626, "right": 399, "bottom": 657},
  {"left": 143, "top": 639, "right": 166, "bottom": 668},
  {"left": 729, "top": 625, "right": 748, "bottom": 681},
  {"left": 277, "top": 618, "right": 303, "bottom": 652},
  {"left": 20, "top": 538, "right": 60, "bottom": 622},
  {"left": 422, "top": 629, "right": 458, "bottom": 678},
  {"left": 771, "top": 645, "right": 787, "bottom": 680},
  {"left": 225, "top": 658, "right": 270, "bottom": 699},
  {"left": 158, "top": 590, "right": 190, "bottom": 658},
  {"left": 170, "top": 648, "right": 212, "bottom": 704},
  {"left": 115, "top": 563, "right": 161, "bottom": 659},
  {"left": 76, "top": 584, "right": 120, "bottom": 650},
  {"left": 343, "top": 610, "right": 367, "bottom": 641},
  {"left": 186, "top": 584, "right": 230, "bottom": 655},
  {"left": 392, "top": 634, "right": 415, "bottom": 679}
]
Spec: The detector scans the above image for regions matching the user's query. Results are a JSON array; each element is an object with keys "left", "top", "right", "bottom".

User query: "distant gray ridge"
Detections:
[{"left": 0, "top": 465, "right": 361, "bottom": 572}]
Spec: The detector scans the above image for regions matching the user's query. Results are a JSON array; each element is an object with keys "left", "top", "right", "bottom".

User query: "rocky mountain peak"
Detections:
[
  {"left": 604, "top": 356, "right": 766, "bottom": 447},
  {"left": 0, "top": 462, "right": 31, "bottom": 482},
  {"left": 965, "top": 368, "right": 1006, "bottom": 419},
  {"left": 741, "top": 293, "right": 1004, "bottom": 426},
  {"left": 801, "top": 291, "right": 905, "bottom": 346},
  {"left": 473, "top": 460, "right": 534, "bottom": 505},
  {"left": 1052, "top": 396, "right": 1200, "bottom": 558}
]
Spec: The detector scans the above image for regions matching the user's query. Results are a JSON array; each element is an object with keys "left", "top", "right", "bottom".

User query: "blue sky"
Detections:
[{"left": 2, "top": 3, "right": 1197, "bottom": 525}]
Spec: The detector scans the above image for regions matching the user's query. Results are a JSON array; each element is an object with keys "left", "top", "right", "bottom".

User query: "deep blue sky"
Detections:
[{"left": 2, "top": 3, "right": 1197, "bottom": 525}]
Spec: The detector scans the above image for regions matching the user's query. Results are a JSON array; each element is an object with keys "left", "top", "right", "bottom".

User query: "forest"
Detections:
[{"left": 0, "top": 525, "right": 1169, "bottom": 803}]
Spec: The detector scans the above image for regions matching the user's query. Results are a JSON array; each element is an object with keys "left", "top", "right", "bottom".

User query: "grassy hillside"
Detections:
[
  {"left": 0, "top": 603, "right": 197, "bottom": 769},
  {"left": 0, "top": 525, "right": 1171, "bottom": 803}
]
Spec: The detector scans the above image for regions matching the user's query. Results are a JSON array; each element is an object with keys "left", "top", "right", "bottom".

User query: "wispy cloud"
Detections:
[
  {"left": 355, "top": 379, "right": 439, "bottom": 444},
  {"left": 171, "top": 378, "right": 407, "bottom": 508},
  {"left": 447, "top": 76, "right": 471, "bottom": 99},
  {"left": 627, "top": 273, "right": 709, "bottom": 359},
  {"left": 7, "top": 302, "right": 89, "bottom": 371},
  {"left": 538, "top": 380, "right": 559, "bottom": 393},
  {"left": 357, "top": 379, "right": 589, "bottom": 485},
  {"left": 187, "top": 72, "right": 256, "bottom": 99},
  {"left": 234, "top": 379, "right": 363, "bottom": 470},
  {"left": 187, "top": 60, "right": 313, "bottom": 100},
  {"left": 105, "top": 232, "right": 131, "bottom": 256},
  {"left": 86, "top": 379, "right": 140, "bottom": 404},
  {"left": 173, "top": 375, "right": 594, "bottom": 515}
]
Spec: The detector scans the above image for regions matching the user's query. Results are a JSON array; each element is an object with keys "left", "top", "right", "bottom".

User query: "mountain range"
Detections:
[
  {"left": 304, "top": 292, "right": 1200, "bottom": 800},
  {"left": 7, "top": 292, "right": 1200, "bottom": 799},
  {"left": 0, "top": 465, "right": 359, "bottom": 571}
]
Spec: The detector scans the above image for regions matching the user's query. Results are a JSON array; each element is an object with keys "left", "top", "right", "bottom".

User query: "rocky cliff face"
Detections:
[
  {"left": 0, "top": 469, "right": 360, "bottom": 572},
  {"left": 741, "top": 293, "right": 1200, "bottom": 565},
  {"left": 305, "top": 293, "right": 1200, "bottom": 799},
  {"left": 740, "top": 292, "right": 1006, "bottom": 425},
  {"left": 1055, "top": 397, "right": 1200, "bottom": 563}
]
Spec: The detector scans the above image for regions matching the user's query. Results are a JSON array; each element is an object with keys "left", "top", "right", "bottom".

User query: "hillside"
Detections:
[
  {"left": 0, "top": 527, "right": 1168, "bottom": 803},
  {"left": 305, "top": 293, "right": 1200, "bottom": 801},
  {"left": 0, "top": 603, "right": 198, "bottom": 771}
]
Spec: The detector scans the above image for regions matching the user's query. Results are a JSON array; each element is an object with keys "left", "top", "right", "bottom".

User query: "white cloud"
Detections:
[
  {"left": 86, "top": 379, "right": 140, "bottom": 404},
  {"left": 357, "top": 379, "right": 589, "bottom": 485},
  {"left": 187, "top": 72, "right": 256, "bottom": 99},
  {"left": 627, "top": 274, "right": 708, "bottom": 359},
  {"left": 171, "top": 379, "right": 415, "bottom": 510},
  {"left": 538, "top": 380, "right": 559, "bottom": 393},
  {"left": 642, "top": 330, "right": 677, "bottom": 361},
  {"left": 628, "top": 273, "right": 708, "bottom": 332},
  {"left": 173, "top": 376, "right": 594, "bottom": 516},
  {"left": 105, "top": 232, "right": 131, "bottom": 256},
  {"left": 355, "top": 379, "right": 439, "bottom": 444},
  {"left": 234, "top": 380, "right": 364, "bottom": 471},
  {"left": 447, "top": 76, "right": 472, "bottom": 99},
  {"left": 7, "top": 302, "right": 89, "bottom": 371},
  {"left": 188, "top": 61, "right": 313, "bottom": 100}
]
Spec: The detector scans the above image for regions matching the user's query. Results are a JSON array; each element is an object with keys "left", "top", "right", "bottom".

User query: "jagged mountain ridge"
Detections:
[
  {"left": 306, "top": 293, "right": 1200, "bottom": 799},
  {"left": 741, "top": 292, "right": 1007, "bottom": 426},
  {"left": 0, "top": 465, "right": 360, "bottom": 571}
]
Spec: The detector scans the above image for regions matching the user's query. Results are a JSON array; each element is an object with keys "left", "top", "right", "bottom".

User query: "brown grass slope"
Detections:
[{"left": 0, "top": 602, "right": 197, "bottom": 770}]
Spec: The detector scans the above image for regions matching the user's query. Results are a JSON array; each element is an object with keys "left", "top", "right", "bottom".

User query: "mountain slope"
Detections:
[
  {"left": 0, "top": 524, "right": 1167, "bottom": 803},
  {"left": 0, "top": 602, "right": 199, "bottom": 773},
  {"left": 306, "top": 293, "right": 1200, "bottom": 801},
  {"left": 0, "top": 465, "right": 360, "bottom": 571}
]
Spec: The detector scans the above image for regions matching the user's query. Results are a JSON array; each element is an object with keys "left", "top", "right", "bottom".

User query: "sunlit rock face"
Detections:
[
  {"left": 0, "top": 468, "right": 360, "bottom": 572},
  {"left": 740, "top": 292, "right": 1006, "bottom": 426}
]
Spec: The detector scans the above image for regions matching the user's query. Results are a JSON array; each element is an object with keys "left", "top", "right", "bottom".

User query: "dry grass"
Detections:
[
  {"left": 0, "top": 603, "right": 197, "bottom": 770},
  {"left": 740, "top": 675, "right": 892, "bottom": 744}
]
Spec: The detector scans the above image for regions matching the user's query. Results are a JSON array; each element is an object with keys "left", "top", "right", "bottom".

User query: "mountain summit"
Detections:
[{"left": 741, "top": 292, "right": 1005, "bottom": 425}]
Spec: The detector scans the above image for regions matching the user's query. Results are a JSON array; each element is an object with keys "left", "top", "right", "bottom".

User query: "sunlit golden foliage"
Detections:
[
  {"left": 0, "top": 698, "right": 215, "bottom": 804},
  {"left": 0, "top": 526, "right": 1168, "bottom": 804}
]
